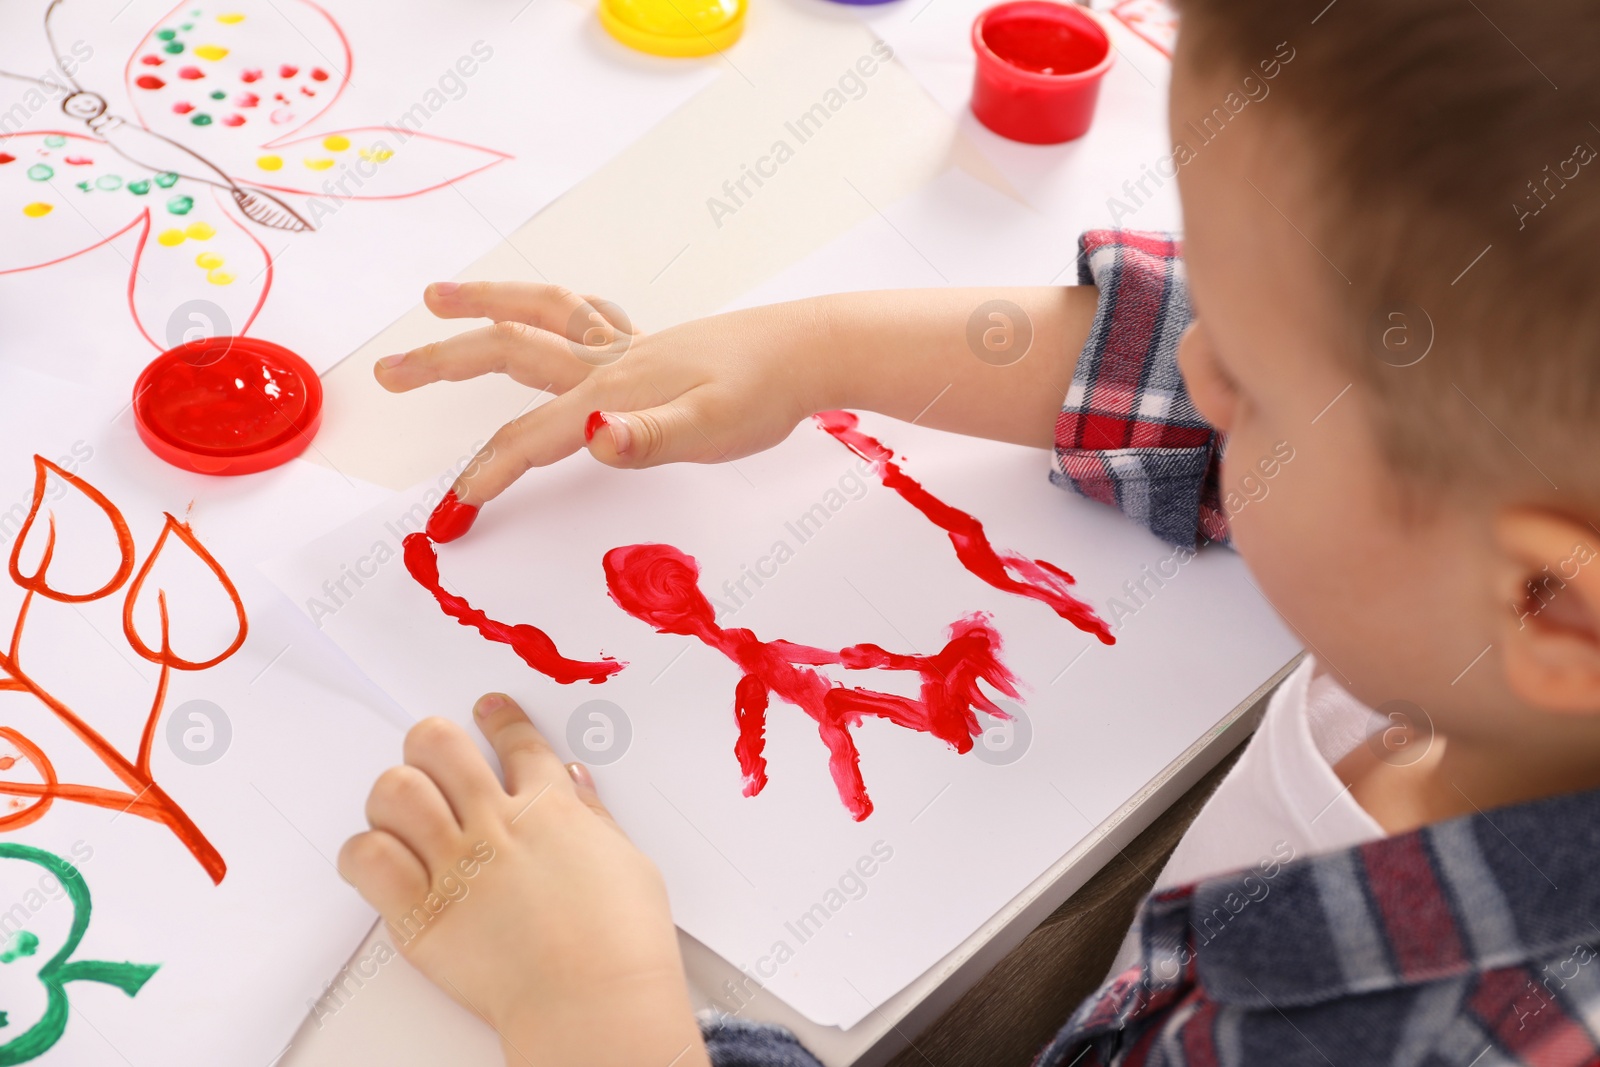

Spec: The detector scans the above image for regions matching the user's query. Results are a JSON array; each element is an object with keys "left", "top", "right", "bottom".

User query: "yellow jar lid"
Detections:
[{"left": 600, "top": 0, "right": 746, "bottom": 57}]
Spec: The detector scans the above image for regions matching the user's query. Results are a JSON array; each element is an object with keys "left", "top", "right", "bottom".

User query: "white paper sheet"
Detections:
[
  {"left": 0, "top": 364, "right": 404, "bottom": 1065},
  {"left": 264, "top": 412, "right": 1298, "bottom": 1028},
  {"left": 0, "top": 0, "right": 715, "bottom": 380},
  {"left": 843, "top": 0, "right": 1182, "bottom": 233}
]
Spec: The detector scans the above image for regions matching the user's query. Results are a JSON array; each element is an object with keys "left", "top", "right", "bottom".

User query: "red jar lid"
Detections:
[{"left": 133, "top": 336, "right": 323, "bottom": 476}]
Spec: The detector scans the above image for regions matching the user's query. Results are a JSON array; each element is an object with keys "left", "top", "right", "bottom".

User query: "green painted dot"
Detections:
[
  {"left": 163, "top": 40, "right": 184, "bottom": 54},
  {"left": 0, "top": 931, "right": 38, "bottom": 964},
  {"left": 76, "top": 181, "right": 91, "bottom": 193},
  {"left": 156, "top": 28, "right": 176, "bottom": 39},
  {"left": 95, "top": 174, "right": 124, "bottom": 191},
  {"left": 190, "top": 113, "right": 212, "bottom": 126},
  {"left": 127, "top": 179, "right": 150, "bottom": 195},
  {"left": 181, "top": 21, "right": 194, "bottom": 30},
  {"left": 209, "top": 90, "right": 225, "bottom": 100},
  {"left": 26, "top": 164, "right": 51, "bottom": 181},
  {"left": 42, "top": 134, "right": 65, "bottom": 148},
  {"left": 166, "top": 194, "right": 194, "bottom": 215},
  {"left": 154, "top": 172, "right": 179, "bottom": 188}
]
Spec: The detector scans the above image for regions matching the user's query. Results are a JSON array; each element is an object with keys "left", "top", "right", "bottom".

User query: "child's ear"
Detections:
[{"left": 1493, "top": 509, "right": 1600, "bottom": 713}]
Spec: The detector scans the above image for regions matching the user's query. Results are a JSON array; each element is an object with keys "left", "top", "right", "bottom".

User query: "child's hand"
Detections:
[
  {"left": 375, "top": 282, "right": 831, "bottom": 508},
  {"left": 338, "top": 693, "right": 708, "bottom": 1067}
]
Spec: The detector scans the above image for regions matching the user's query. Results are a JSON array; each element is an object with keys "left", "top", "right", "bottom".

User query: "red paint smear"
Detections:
[
  {"left": 237, "top": 92, "right": 258, "bottom": 107},
  {"left": 604, "top": 543, "right": 1021, "bottom": 821},
  {"left": 426, "top": 490, "right": 478, "bottom": 543},
  {"left": 135, "top": 74, "right": 165, "bottom": 90},
  {"left": 140, "top": 55, "right": 163, "bottom": 66},
  {"left": 279, "top": 64, "right": 299, "bottom": 78},
  {"left": 178, "top": 66, "right": 204, "bottom": 80},
  {"left": 583, "top": 410, "right": 606, "bottom": 443},
  {"left": 63, "top": 156, "right": 93, "bottom": 166},
  {"left": 814, "top": 411, "right": 1114, "bottom": 645},
  {"left": 311, "top": 67, "right": 329, "bottom": 81},
  {"left": 403, "top": 534, "right": 623, "bottom": 686},
  {"left": 300, "top": 86, "right": 316, "bottom": 97},
  {"left": 222, "top": 114, "right": 245, "bottom": 127},
  {"left": 172, "top": 101, "right": 194, "bottom": 114},
  {"left": 240, "top": 68, "right": 262, "bottom": 83},
  {"left": 0, "top": 756, "right": 14, "bottom": 771},
  {"left": 0, "top": 154, "right": 13, "bottom": 165}
]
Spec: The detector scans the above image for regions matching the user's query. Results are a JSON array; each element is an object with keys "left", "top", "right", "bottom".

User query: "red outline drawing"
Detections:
[
  {"left": 0, "top": 456, "right": 246, "bottom": 884},
  {"left": 0, "top": 0, "right": 511, "bottom": 350}
]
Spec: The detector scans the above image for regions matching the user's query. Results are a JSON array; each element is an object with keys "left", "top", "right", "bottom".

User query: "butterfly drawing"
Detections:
[{"left": 0, "top": 0, "right": 510, "bottom": 349}]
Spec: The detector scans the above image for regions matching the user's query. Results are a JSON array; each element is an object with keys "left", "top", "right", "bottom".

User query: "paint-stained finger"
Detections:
[
  {"left": 472, "top": 692, "right": 569, "bottom": 798},
  {"left": 449, "top": 388, "right": 591, "bottom": 506},
  {"left": 584, "top": 391, "right": 731, "bottom": 470},
  {"left": 424, "top": 281, "right": 630, "bottom": 346},
  {"left": 403, "top": 716, "right": 506, "bottom": 822},
  {"left": 365, "top": 764, "right": 463, "bottom": 869},
  {"left": 338, "top": 829, "right": 431, "bottom": 927},
  {"left": 374, "top": 319, "right": 593, "bottom": 395}
]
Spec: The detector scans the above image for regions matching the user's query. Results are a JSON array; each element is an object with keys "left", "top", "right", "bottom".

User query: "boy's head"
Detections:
[{"left": 1168, "top": 0, "right": 1600, "bottom": 775}]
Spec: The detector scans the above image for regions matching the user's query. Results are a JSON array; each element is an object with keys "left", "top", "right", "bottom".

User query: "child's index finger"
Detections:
[{"left": 472, "top": 693, "right": 570, "bottom": 799}]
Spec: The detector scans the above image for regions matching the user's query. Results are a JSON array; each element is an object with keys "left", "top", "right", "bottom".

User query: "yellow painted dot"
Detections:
[
  {"left": 206, "top": 269, "right": 235, "bottom": 286},
  {"left": 157, "top": 228, "right": 186, "bottom": 246},
  {"left": 195, "top": 251, "right": 224, "bottom": 269},
  {"left": 322, "top": 135, "right": 351, "bottom": 152},
  {"left": 193, "top": 44, "right": 229, "bottom": 61},
  {"left": 22, "top": 202, "right": 53, "bottom": 218},
  {"left": 184, "top": 221, "right": 216, "bottom": 240},
  {"left": 359, "top": 147, "right": 394, "bottom": 163},
  {"left": 256, "top": 154, "right": 283, "bottom": 171},
  {"left": 216, "top": 12, "right": 245, "bottom": 23},
  {"left": 303, "top": 158, "right": 335, "bottom": 171}
]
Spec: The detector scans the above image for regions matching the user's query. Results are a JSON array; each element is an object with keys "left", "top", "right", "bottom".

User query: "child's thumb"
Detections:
[{"left": 584, "top": 399, "right": 722, "bottom": 469}]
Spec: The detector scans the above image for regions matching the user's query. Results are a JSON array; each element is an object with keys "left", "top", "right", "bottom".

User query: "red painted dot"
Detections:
[
  {"left": 140, "top": 55, "right": 164, "bottom": 66},
  {"left": 64, "top": 156, "right": 93, "bottom": 166},
  {"left": 237, "top": 92, "right": 258, "bottom": 107},
  {"left": 173, "top": 101, "right": 194, "bottom": 114},
  {"left": 135, "top": 74, "right": 165, "bottom": 90},
  {"left": 178, "top": 66, "right": 204, "bottom": 80},
  {"left": 240, "top": 68, "right": 262, "bottom": 83},
  {"left": 222, "top": 114, "right": 245, "bottom": 126},
  {"left": 278, "top": 64, "right": 298, "bottom": 78},
  {"left": 273, "top": 92, "right": 287, "bottom": 102},
  {"left": 300, "top": 86, "right": 315, "bottom": 97},
  {"left": 0, "top": 153, "right": 14, "bottom": 165},
  {"left": 311, "top": 67, "right": 329, "bottom": 81}
]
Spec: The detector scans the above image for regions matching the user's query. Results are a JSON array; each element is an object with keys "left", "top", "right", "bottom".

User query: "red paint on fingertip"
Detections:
[
  {"left": 583, "top": 410, "right": 606, "bottom": 444},
  {"left": 426, "top": 490, "right": 479, "bottom": 543}
]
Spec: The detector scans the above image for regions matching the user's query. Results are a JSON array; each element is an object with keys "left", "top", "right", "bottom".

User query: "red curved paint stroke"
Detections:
[
  {"left": 604, "top": 543, "right": 1021, "bottom": 821},
  {"left": 403, "top": 532, "right": 624, "bottom": 685},
  {"left": 814, "top": 411, "right": 1115, "bottom": 645},
  {"left": 0, "top": 457, "right": 239, "bottom": 883}
]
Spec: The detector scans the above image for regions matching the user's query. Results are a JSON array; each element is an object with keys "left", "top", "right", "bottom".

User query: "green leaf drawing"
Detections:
[{"left": 0, "top": 843, "right": 160, "bottom": 1065}]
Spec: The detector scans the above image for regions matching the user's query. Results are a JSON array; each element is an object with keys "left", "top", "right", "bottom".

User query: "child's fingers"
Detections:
[
  {"left": 338, "top": 829, "right": 430, "bottom": 922},
  {"left": 584, "top": 392, "right": 728, "bottom": 470},
  {"left": 450, "top": 389, "right": 591, "bottom": 507},
  {"left": 403, "top": 717, "right": 507, "bottom": 822},
  {"left": 365, "top": 764, "right": 463, "bottom": 868},
  {"left": 374, "top": 320, "right": 592, "bottom": 395},
  {"left": 565, "top": 762, "right": 621, "bottom": 828},
  {"left": 472, "top": 692, "right": 569, "bottom": 798},
  {"left": 424, "top": 281, "right": 620, "bottom": 345}
]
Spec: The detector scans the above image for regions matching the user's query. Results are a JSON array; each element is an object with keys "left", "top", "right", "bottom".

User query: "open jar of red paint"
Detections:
[
  {"left": 133, "top": 336, "right": 323, "bottom": 475},
  {"left": 970, "top": 1, "right": 1115, "bottom": 145}
]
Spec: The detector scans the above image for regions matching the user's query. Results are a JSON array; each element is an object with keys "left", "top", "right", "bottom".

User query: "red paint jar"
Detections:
[
  {"left": 133, "top": 336, "right": 323, "bottom": 475},
  {"left": 970, "top": 1, "right": 1115, "bottom": 145}
]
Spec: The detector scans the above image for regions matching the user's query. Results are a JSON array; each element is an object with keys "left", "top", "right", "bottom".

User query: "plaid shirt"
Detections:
[
  {"left": 1052, "top": 230, "right": 1230, "bottom": 547},
  {"left": 1038, "top": 786, "right": 1600, "bottom": 1067}
]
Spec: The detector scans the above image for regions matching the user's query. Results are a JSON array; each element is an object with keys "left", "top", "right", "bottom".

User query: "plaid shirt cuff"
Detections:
[{"left": 1051, "top": 230, "right": 1229, "bottom": 547}]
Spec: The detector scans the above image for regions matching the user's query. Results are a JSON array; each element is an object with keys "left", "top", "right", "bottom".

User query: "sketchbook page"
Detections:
[
  {"left": 263, "top": 409, "right": 1300, "bottom": 1028},
  {"left": 845, "top": 0, "right": 1182, "bottom": 232},
  {"left": 724, "top": 167, "right": 1085, "bottom": 303},
  {"left": 0, "top": 364, "right": 402, "bottom": 1066},
  {"left": 0, "top": 0, "right": 715, "bottom": 382}
]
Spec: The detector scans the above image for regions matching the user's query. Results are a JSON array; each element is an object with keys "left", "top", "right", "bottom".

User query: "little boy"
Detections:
[{"left": 342, "top": 0, "right": 1600, "bottom": 1063}]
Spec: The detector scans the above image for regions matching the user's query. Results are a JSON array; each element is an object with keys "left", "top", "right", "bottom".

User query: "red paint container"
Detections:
[
  {"left": 971, "top": 1, "right": 1115, "bottom": 144},
  {"left": 133, "top": 336, "right": 323, "bottom": 475}
]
